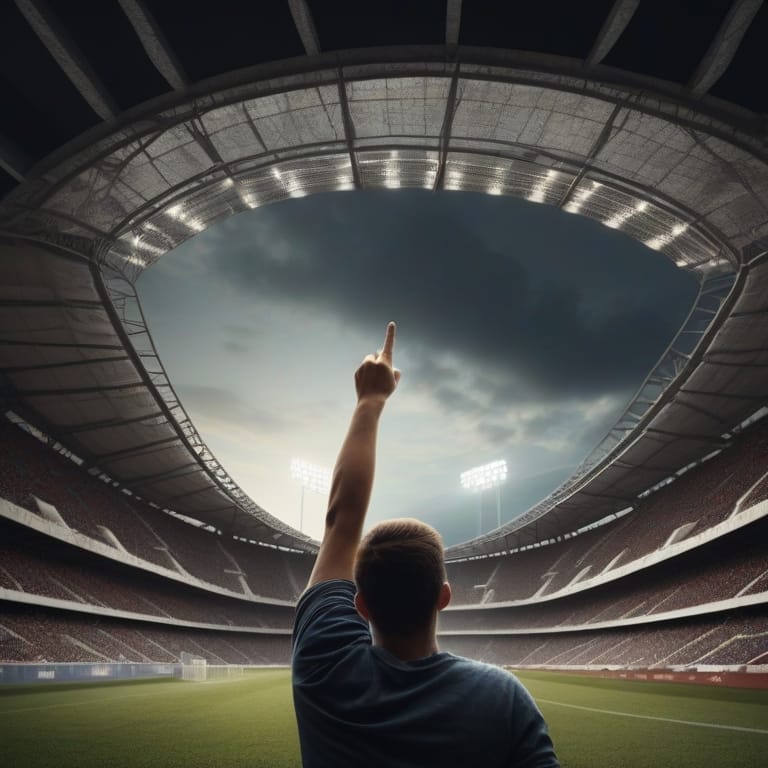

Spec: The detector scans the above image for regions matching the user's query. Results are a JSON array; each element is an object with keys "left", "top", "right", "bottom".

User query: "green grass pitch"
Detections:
[{"left": 1, "top": 668, "right": 767, "bottom": 767}]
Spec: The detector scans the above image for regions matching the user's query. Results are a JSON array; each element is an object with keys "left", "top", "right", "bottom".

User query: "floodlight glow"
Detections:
[
  {"left": 644, "top": 220, "right": 689, "bottom": 253},
  {"left": 123, "top": 254, "right": 146, "bottom": 267},
  {"left": 564, "top": 181, "right": 601, "bottom": 214},
  {"left": 527, "top": 170, "right": 558, "bottom": 204},
  {"left": 290, "top": 458, "right": 331, "bottom": 495},
  {"left": 460, "top": 459, "right": 508, "bottom": 492},
  {"left": 604, "top": 195, "right": 649, "bottom": 229}
]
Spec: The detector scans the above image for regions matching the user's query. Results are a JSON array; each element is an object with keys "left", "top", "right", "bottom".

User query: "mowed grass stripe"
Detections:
[
  {"left": 0, "top": 675, "right": 262, "bottom": 715},
  {"left": 2, "top": 670, "right": 300, "bottom": 768},
  {"left": 537, "top": 697, "right": 768, "bottom": 734}
]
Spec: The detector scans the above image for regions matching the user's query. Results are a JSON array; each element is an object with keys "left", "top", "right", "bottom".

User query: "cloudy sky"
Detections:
[{"left": 136, "top": 189, "right": 697, "bottom": 545}]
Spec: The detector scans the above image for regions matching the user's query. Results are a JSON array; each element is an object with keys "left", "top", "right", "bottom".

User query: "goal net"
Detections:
[{"left": 180, "top": 655, "right": 245, "bottom": 682}]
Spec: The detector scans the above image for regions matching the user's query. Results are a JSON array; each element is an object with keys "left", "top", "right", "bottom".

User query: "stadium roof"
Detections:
[{"left": 0, "top": 1, "right": 766, "bottom": 554}]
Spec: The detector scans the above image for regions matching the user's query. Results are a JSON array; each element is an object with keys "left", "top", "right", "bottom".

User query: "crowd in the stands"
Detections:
[
  {"left": 440, "top": 515, "right": 768, "bottom": 633},
  {"left": 0, "top": 418, "right": 312, "bottom": 601},
  {"left": 1, "top": 413, "right": 767, "bottom": 669},
  {"left": 0, "top": 610, "right": 290, "bottom": 665},
  {"left": 0, "top": 521, "right": 294, "bottom": 630},
  {"left": 440, "top": 613, "right": 768, "bottom": 668},
  {"left": 447, "top": 416, "right": 768, "bottom": 605}
]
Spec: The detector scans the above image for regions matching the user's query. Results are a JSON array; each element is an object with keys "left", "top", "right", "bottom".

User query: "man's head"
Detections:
[{"left": 354, "top": 518, "right": 451, "bottom": 637}]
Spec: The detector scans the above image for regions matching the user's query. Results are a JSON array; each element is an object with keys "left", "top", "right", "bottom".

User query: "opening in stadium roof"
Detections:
[{"left": 0, "top": 0, "right": 767, "bottom": 557}]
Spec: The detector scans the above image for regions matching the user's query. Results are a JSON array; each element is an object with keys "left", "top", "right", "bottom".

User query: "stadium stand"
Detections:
[
  {"left": 441, "top": 516, "right": 768, "bottom": 631},
  {"left": 440, "top": 611, "right": 768, "bottom": 668},
  {"left": 0, "top": 418, "right": 312, "bottom": 600},
  {"left": 0, "top": 519, "right": 294, "bottom": 628},
  {"left": 447, "top": 416, "right": 768, "bottom": 605},
  {"left": 1, "top": 412, "right": 767, "bottom": 669},
  {"left": 0, "top": 606, "right": 289, "bottom": 665}
]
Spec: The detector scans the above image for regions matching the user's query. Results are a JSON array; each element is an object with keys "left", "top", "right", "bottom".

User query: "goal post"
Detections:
[
  {"left": 180, "top": 654, "right": 245, "bottom": 682},
  {"left": 181, "top": 657, "right": 207, "bottom": 682}
]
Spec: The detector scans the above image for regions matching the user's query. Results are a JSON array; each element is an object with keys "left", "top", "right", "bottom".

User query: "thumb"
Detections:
[{"left": 393, "top": 368, "right": 402, "bottom": 385}]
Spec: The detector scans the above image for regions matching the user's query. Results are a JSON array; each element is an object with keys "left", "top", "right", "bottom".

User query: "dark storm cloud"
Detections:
[{"left": 203, "top": 190, "right": 696, "bottom": 403}]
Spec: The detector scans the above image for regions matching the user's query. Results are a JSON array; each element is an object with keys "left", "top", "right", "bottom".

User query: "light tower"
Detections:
[
  {"left": 290, "top": 459, "right": 331, "bottom": 533},
  {"left": 460, "top": 459, "right": 508, "bottom": 535}
]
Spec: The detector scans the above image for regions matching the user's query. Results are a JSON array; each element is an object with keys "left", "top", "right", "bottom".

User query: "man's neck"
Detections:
[{"left": 374, "top": 629, "right": 439, "bottom": 662}]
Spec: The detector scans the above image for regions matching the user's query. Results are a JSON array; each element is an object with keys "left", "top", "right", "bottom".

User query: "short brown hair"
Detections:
[{"left": 354, "top": 518, "right": 446, "bottom": 636}]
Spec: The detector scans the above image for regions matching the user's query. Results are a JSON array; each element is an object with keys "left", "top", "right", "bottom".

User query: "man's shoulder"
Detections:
[
  {"left": 292, "top": 579, "right": 369, "bottom": 677},
  {"left": 435, "top": 654, "right": 525, "bottom": 698},
  {"left": 296, "top": 578, "right": 356, "bottom": 610}
]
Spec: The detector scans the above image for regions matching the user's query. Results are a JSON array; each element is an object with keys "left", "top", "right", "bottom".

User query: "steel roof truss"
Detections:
[
  {"left": 15, "top": 0, "right": 118, "bottom": 120},
  {"left": 287, "top": 0, "right": 320, "bottom": 56},
  {"left": 689, "top": 0, "right": 764, "bottom": 96},
  {"left": 117, "top": 0, "right": 187, "bottom": 90}
]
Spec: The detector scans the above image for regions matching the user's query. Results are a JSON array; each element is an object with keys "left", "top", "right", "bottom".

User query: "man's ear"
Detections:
[
  {"left": 354, "top": 591, "right": 371, "bottom": 621},
  {"left": 437, "top": 582, "right": 451, "bottom": 611}
]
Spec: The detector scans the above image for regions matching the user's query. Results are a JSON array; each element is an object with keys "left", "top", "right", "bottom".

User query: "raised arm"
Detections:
[{"left": 306, "top": 322, "right": 401, "bottom": 589}]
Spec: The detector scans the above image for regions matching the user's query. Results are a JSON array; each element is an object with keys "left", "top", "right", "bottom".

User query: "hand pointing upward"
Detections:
[{"left": 355, "top": 322, "right": 401, "bottom": 402}]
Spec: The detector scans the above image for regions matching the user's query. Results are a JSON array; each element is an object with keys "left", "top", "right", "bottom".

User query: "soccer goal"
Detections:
[{"left": 180, "top": 656, "right": 245, "bottom": 682}]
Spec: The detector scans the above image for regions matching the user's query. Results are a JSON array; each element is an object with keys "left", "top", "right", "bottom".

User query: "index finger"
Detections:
[{"left": 380, "top": 321, "right": 396, "bottom": 362}]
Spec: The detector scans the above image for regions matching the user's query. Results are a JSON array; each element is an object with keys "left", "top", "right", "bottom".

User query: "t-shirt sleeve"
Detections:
[
  {"left": 507, "top": 679, "right": 560, "bottom": 768},
  {"left": 292, "top": 579, "right": 371, "bottom": 683}
]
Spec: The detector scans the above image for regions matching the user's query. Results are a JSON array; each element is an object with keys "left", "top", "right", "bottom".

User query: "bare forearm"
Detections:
[
  {"left": 306, "top": 323, "right": 399, "bottom": 589},
  {"left": 325, "top": 396, "right": 385, "bottom": 536}
]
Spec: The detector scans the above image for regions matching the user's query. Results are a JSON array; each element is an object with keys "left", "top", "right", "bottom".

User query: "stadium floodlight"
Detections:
[
  {"left": 461, "top": 460, "right": 508, "bottom": 534},
  {"left": 290, "top": 458, "right": 331, "bottom": 533}
]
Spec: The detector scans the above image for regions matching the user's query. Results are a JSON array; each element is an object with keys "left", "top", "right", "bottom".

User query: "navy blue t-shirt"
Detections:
[{"left": 292, "top": 579, "right": 559, "bottom": 768}]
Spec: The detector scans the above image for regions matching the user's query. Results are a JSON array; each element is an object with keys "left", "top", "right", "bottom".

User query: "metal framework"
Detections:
[{"left": 1, "top": 13, "right": 767, "bottom": 556}]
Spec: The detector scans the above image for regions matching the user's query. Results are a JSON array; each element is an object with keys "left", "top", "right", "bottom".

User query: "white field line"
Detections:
[{"left": 537, "top": 698, "right": 768, "bottom": 735}]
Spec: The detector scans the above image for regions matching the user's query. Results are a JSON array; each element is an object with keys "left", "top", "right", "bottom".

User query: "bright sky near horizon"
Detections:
[{"left": 137, "top": 189, "right": 697, "bottom": 545}]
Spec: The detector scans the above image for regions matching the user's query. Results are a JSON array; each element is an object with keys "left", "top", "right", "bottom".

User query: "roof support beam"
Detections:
[
  {"left": 287, "top": 0, "right": 320, "bottom": 56},
  {"left": 559, "top": 102, "right": 623, "bottom": 209},
  {"left": 58, "top": 410, "right": 166, "bottom": 435},
  {"left": 160, "top": 484, "right": 218, "bottom": 502},
  {"left": 1, "top": 355, "right": 130, "bottom": 374},
  {"left": 95, "top": 435, "right": 181, "bottom": 464},
  {"left": 15, "top": 0, "right": 118, "bottom": 120},
  {"left": 128, "top": 462, "right": 203, "bottom": 487},
  {"left": 673, "top": 398, "right": 729, "bottom": 426},
  {"left": 13, "top": 381, "right": 144, "bottom": 397},
  {"left": 118, "top": 0, "right": 187, "bottom": 90},
  {"left": 0, "top": 339, "right": 123, "bottom": 351},
  {"left": 644, "top": 427, "right": 727, "bottom": 444},
  {"left": 0, "top": 133, "right": 32, "bottom": 182},
  {"left": 586, "top": 0, "right": 641, "bottom": 67},
  {"left": 433, "top": 63, "right": 461, "bottom": 191},
  {"left": 679, "top": 388, "right": 768, "bottom": 401},
  {"left": 0, "top": 298, "right": 104, "bottom": 310},
  {"left": 703, "top": 358, "right": 768, "bottom": 369},
  {"left": 689, "top": 0, "right": 763, "bottom": 96},
  {"left": 336, "top": 67, "right": 362, "bottom": 189},
  {"left": 446, "top": 0, "right": 463, "bottom": 45}
]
